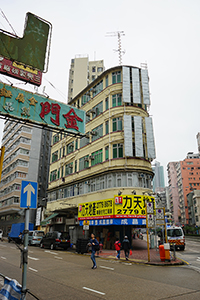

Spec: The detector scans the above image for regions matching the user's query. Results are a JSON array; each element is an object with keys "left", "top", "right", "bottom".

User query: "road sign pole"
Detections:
[
  {"left": 21, "top": 208, "right": 29, "bottom": 300},
  {"left": 145, "top": 202, "right": 150, "bottom": 262}
]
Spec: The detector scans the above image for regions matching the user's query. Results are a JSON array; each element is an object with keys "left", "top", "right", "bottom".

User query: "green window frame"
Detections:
[
  {"left": 50, "top": 169, "right": 57, "bottom": 182},
  {"left": 67, "top": 142, "right": 74, "bottom": 154},
  {"left": 52, "top": 151, "right": 58, "bottom": 163},
  {"left": 105, "top": 146, "right": 109, "bottom": 161},
  {"left": 112, "top": 94, "right": 122, "bottom": 107},
  {"left": 91, "top": 149, "right": 103, "bottom": 166},
  {"left": 112, "top": 117, "right": 122, "bottom": 132},
  {"left": 79, "top": 156, "right": 89, "bottom": 171},
  {"left": 105, "top": 97, "right": 109, "bottom": 110},
  {"left": 105, "top": 75, "right": 108, "bottom": 87},
  {"left": 112, "top": 71, "right": 121, "bottom": 84},
  {"left": 113, "top": 144, "right": 123, "bottom": 158},
  {"left": 65, "top": 162, "right": 73, "bottom": 176},
  {"left": 105, "top": 121, "right": 109, "bottom": 134}
]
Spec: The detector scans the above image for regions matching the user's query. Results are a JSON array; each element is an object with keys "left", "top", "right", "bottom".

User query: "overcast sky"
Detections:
[{"left": 0, "top": 0, "right": 200, "bottom": 184}]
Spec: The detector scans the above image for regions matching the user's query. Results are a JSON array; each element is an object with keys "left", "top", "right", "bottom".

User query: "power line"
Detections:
[{"left": 0, "top": 8, "right": 17, "bottom": 36}]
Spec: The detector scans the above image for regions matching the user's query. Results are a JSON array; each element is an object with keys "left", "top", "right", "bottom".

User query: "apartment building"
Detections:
[
  {"left": 45, "top": 65, "right": 156, "bottom": 244},
  {"left": 67, "top": 56, "right": 104, "bottom": 102},
  {"left": 0, "top": 120, "right": 51, "bottom": 234},
  {"left": 168, "top": 153, "right": 200, "bottom": 225}
]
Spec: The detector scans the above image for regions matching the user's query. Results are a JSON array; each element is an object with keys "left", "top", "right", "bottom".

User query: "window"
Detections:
[
  {"left": 92, "top": 80, "right": 103, "bottom": 97},
  {"left": 105, "top": 75, "right": 108, "bottom": 87},
  {"left": 92, "top": 101, "right": 103, "bottom": 118},
  {"left": 92, "top": 75, "right": 96, "bottom": 81},
  {"left": 67, "top": 142, "right": 74, "bottom": 154},
  {"left": 92, "top": 66, "right": 96, "bottom": 72},
  {"left": 105, "top": 146, "right": 109, "bottom": 160},
  {"left": 79, "top": 156, "right": 89, "bottom": 171},
  {"left": 50, "top": 170, "right": 57, "bottom": 182},
  {"left": 97, "top": 67, "right": 103, "bottom": 72},
  {"left": 112, "top": 71, "right": 121, "bottom": 84},
  {"left": 91, "top": 149, "right": 103, "bottom": 166},
  {"left": 113, "top": 117, "right": 122, "bottom": 131},
  {"left": 105, "top": 121, "right": 109, "bottom": 134},
  {"left": 52, "top": 151, "right": 58, "bottom": 163},
  {"left": 53, "top": 133, "right": 59, "bottom": 144},
  {"left": 91, "top": 124, "right": 103, "bottom": 142},
  {"left": 105, "top": 97, "right": 109, "bottom": 110},
  {"left": 75, "top": 139, "right": 78, "bottom": 150},
  {"left": 196, "top": 216, "right": 199, "bottom": 222},
  {"left": 65, "top": 163, "right": 73, "bottom": 176},
  {"left": 75, "top": 160, "right": 77, "bottom": 173},
  {"left": 112, "top": 94, "right": 122, "bottom": 107},
  {"left": 81, "top": 93, "right": 90, "bottom": 106},
  {"left": 113, "top": 144, "right": 123, "bottom": 158},
  {"left": 62, "top": 146, "right": 65, "bottom": 157},
  {"left": 80, "top": 135, "right": 89, "bottom": 148}
]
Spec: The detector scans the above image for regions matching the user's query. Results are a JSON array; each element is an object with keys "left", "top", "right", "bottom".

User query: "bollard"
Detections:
[{"left": 159, "top": 245, "right": 165, "bottom": 262}]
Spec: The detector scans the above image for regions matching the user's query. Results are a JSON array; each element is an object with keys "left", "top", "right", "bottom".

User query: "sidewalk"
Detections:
[{"left": 94, "top": 238, "right": 184, "bottom": 266}]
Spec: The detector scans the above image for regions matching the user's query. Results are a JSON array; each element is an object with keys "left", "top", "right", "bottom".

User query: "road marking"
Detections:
[
  {"left": 100, "top": 265, "right": 114, "bottom": 270},
  {"left": 83, "top": 287, "right": 105, "bottom": 295},
  {"left": 1, "top": 257, "right": 6, "bottom": 260},
  {"left": 28, "top": 256, "right": 39, "bottom": 261},
  {"left": 45, "top": 250, "right": 58, "bottom": 255},
  {"left": 54, "top": 256, "right": 63, "bottom": 260},
  {"left": 10, "top": 246, "right": 16, "bottom": 249},
  {"left": 29, "top": 267, "right": 38, "bottom": 272},
  {"left": 189, "top": 265, "right": 200, "bottom": 273},
  {"left": 123, "top": 262, "right": 132, "bottom": 265}
]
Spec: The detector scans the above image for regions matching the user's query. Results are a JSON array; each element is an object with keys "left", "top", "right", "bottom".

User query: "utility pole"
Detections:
[{"left": 106, "top": 31, "right": 125, "bottom": 65}]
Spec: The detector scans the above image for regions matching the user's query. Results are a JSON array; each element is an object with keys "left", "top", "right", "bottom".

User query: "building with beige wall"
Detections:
[
  {"left": 46, "top": 65, "right": 156, "bottom": 244},
  {"left": 67, "top": 56, "right": 104, "bottom": 102}
]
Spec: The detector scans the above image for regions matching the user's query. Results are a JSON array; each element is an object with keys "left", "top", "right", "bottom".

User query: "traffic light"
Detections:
[{"left": 0, "top": 146, "right": 5, "bottom": 182}]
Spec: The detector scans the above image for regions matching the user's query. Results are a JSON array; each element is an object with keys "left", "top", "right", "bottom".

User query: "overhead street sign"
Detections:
[
  {"left": 0, "top": 83, "right": 85, "bottom": 135},
  {"left": 20, "top": 180, "right": 38, "bottom": 209}
]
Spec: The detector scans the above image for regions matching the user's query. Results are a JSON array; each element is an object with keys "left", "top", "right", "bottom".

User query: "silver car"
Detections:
[{"left": 28, "top": 230, "right": 45, "bottom": 246}]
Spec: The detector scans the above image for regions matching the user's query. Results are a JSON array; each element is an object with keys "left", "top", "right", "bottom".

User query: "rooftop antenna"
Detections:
[{"left": 106, "top": 31, "right": 125, "bottom": 65}]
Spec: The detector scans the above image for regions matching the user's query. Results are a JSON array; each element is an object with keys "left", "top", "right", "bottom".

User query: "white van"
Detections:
[{"left": 167, "top": 226, "right": 185, "bottom": 250}]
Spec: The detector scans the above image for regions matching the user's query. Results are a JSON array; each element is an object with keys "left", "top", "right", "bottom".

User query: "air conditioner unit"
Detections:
[
  {"left": 86, "top": 111, "right": 90, "bottom": 117},
  {"left": 91, "top": 131, "right": 97, "bottom": 136},
  {"left": 69, "top": 143, "right": 74, "bottom": 148},
  {"left": 138, "top": 173, "right": 144, "bottom": 178},
  {"left": 86, "top": 133, "right": 90, "bottom": 138},
  {"left": 84, "top": 157, "right": 89, "bottom": 162},
  {"left": 91, "top": 155, "right": 95, "bottom": 160},
  {"left": 69, "top": 165, "right": 73, "bottom": 169},
  {"left": 91, "top": 109, "right": 96, "bottom": 114}
]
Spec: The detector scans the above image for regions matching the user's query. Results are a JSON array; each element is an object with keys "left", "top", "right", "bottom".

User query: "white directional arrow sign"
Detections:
[
  {"left": 24, "top": 183, "right": 35, "bottom": 207},
  {"left": 20, "top": 180, "right": 38, "bottom": 209}
]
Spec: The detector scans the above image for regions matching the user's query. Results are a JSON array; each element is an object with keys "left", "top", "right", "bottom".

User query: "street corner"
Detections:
[{"left": 146, "top": 258, "right": 186, "bottom": 266}]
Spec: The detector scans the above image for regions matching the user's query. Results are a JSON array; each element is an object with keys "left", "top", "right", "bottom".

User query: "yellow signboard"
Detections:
[
  {"left": 78, "top": 199, "right": 113, "bottom": 220},
  {"left": 114, "top": 195, "right": 155, "bottom": 219}
]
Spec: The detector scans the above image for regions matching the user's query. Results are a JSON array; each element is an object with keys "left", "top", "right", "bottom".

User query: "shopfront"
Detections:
[{"left": 78, "top": 195, "right": 155, "bottom": 249}]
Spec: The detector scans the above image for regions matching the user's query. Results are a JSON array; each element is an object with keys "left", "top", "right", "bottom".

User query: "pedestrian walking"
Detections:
[
  {"left": 114, "top": 238, "right": 121, "bottom": 260},
  {"left": 122, "top": 235, "right": 131, "bottom": 260},
  {"left": 90, "top": 233, "right": 99, "bottom": 269}
]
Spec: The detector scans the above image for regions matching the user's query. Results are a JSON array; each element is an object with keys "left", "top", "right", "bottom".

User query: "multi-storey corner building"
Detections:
[
  {"left": 168, "top": 153, "right": 200, "bottom": 225},
  {"left": 0, "top": 120, "right": 51, "bottom": 235},
  {"left": 46, "top": 65, "right": 156, "bottom": 243},
  {"left": 67, "top": 56, "right": 104, "bottom": 102}
]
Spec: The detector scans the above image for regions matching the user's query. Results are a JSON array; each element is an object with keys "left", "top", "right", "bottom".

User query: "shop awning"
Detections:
[
  {"left": 40, "top": 213, "right": 59, "bottom": 226},
  {"left": 79, "top": 218, "right": 146, "bottom": 226}
]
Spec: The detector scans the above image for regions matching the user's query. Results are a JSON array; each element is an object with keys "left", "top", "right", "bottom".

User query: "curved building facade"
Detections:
[{"left": 46, "top": 65, "right": 156, "bottom": 243}]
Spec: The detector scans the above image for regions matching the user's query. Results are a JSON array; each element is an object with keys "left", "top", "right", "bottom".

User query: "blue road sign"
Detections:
[{"left": 20, "top": 180, "right": 38, "bottom": 209}]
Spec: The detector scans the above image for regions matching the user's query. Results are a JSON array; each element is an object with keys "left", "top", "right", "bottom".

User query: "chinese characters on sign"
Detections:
[
  {"left": 78, "top": 196, "right": 155, "bottom": 220},
  {"left": 0, "top": 57, "right": 42, "bottom": 86},
  {"left": 114, "top": 195, "right": 155, "bottom": 218},
  {"left": 0, "top": 83, "right": 85, "bottom": 135},
  {"left": 78, "top": 199, "right": 114, "bottom": 220}
]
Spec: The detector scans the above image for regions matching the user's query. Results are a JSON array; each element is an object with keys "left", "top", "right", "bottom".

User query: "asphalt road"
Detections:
[
  {"left": 1, "top": 241, "right": 200, "bottom": 300},
  {"left": 176, "top": 236, "right": 200, "bottom": 273}
]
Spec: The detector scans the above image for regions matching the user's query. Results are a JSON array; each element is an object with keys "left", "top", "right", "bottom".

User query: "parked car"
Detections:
[
  {"left": 28, "top": 230, "right": 45, "bottom": 246},
  {"left": 40, "top": 231, "right": 70, "bottom": 250}
]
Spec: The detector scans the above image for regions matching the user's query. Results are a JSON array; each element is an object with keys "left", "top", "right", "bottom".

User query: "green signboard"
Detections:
[
  {"left": 0, "top": 12, "right": 51, "bottom": 71},
  {"left": 0, "top": 83, "right": 85, "bottom": 135}
]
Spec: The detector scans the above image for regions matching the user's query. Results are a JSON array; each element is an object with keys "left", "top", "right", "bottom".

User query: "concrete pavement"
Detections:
[{"left": 85, "top": 237, "right": 184, "bottom": 266}]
